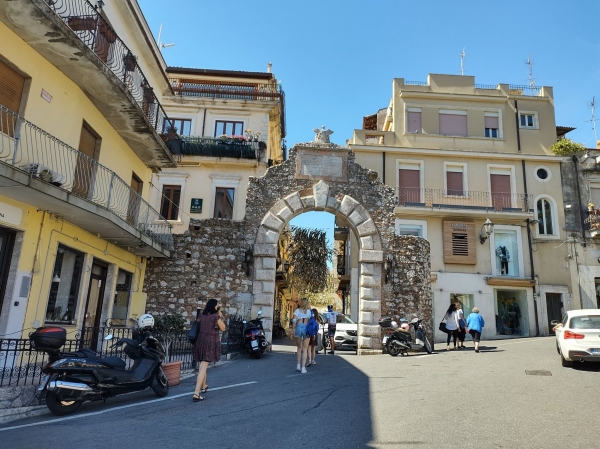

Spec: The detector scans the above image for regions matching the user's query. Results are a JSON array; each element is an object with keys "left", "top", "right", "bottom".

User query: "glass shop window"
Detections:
[
  {"left": 46, "top": 245, "right": 85, "bottom": 323},
  {"left": 112, "top": 270, "right": 132, "bottom": 325}
]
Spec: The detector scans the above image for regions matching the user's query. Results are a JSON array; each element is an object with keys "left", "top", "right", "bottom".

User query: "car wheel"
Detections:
[{"left": 560, "top": 352, "right": 573, "bottom": 367}]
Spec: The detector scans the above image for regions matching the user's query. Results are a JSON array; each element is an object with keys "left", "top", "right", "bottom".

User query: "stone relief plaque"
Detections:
[{"left": 295, "top": 149, "right": 347, "bottom": 182}]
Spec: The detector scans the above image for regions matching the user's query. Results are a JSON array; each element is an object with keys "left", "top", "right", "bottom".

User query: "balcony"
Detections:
[
  {"left": 0, "top": 0, "right": 176, "bottom": 169},
  {"left": 166, "top": 136, "right": 267, "bottom": 161},
  {"left": 585, "top": 212, "right": 600, "bottom": 238},
  {"left": 0, "top": 105, "right": 173, "bottom": 257},
  {"left": 395, "top": 188, "right": 533, "bottom": 218}
]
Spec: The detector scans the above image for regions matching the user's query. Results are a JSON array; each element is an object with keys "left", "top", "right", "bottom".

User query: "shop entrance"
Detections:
[
  {"left": 0, "top": 227, "right": 15, "bottom": 318},
  {"left": 495, "top": 289, "right": 529, "bottom": 337},
  {"left": 83, "top": 262, "right": 108, "bottom": 349},
  {"left": 545, "top": 293, "right": 562, "bottom": 334}
]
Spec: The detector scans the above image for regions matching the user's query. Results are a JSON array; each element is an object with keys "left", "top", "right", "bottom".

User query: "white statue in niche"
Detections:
[{"left": 313, "top": 125, "right": 333, "bottom": 144}]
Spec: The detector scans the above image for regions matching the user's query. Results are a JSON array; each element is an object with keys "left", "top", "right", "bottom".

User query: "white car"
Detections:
[
  {"left": 552, "top": 309, "right": 600, "bottom": 367},
  {"left": 318, "top": 313, "right": 357, "bottom": 351}
]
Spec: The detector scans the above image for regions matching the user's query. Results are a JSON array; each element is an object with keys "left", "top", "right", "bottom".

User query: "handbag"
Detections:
[
  {"left": 438, "top": 321, "right": 447, "bottom": 333},
  {"left": 187, "top": 320, "right": 200, "bottom": 345}
]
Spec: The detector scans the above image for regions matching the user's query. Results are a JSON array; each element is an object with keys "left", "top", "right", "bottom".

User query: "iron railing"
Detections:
[
  {"left": 395, "top": 188, "right": 533, "bottom": 212},
  {"left": 404, "top": 80, "right": 428, "bottom": 86},
  {"left": 0, "top": 105, "right": 173, "bottom": 250},
  {"left": 166, "top": 136, "right": 266, "bottom": 160},
  {"left": 508, "top": 85, "right": 544, "bottom": 97},
  {"left": 45, "top": 0, "right": 173, "bottom": 134},
  {"left": 475, "top": 84, "right": 498, "bottom": 90}
]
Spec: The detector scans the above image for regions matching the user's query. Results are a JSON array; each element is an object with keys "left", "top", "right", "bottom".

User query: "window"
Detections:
[
  {"left": 518, "top": 111, "right": 538, "bottom": 129},
  {"left": 534, "top": 166, "right": 550, "bottom": 182},
  {"left": 443, "top": 221, "right": 476, "bottom": 264},
  {"left": 536, "top": 197, "right": 555, "bottom": 236},
  {"left": 493, "top": 228, "right": 520, "bottom": 276},
  {"left": 112, "top": 270, "right": 132, "bottom": 325},
  {"left": 160, "top": 185, "right": 181, "bottom": 220},
  {"left": 489, "top": 166, "right": 514, "bottom": 211},
  {"left": 164, "top": 118, "right": 192, "bottom": 135},
  {"left": 397, "top": 161, "right": 422, "bottom": 204},
  {"left": 214, "top": 187, "right": 234, "bottom": 219},
  {"left": 396, "top": 219, "right": 427, "bottom": 238},
  {"left": 445, "top": 164, "right": 466, "bottom": 197},
  {"left": 0, "top": 59, "right": 26, "bottom": 137},
  {"left": 406, "top": 108, "right": 422, "bottom": 134},
  {"left": 439, "top": 110, "right": 467, "bottom": 137},
  {"left": 214, "top": 120, "right": 244, "bottom": 137},
  {"left": 484, "top": 113, "right": 499, "bottom": 138},
  {"left": 46, "top": 245, "right": 85, "bottom": 323}
]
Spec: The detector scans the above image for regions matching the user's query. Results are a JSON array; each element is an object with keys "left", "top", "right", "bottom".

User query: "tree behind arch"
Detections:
[{"left": 285, "top": 226, "right": 333, "bottom": 295}]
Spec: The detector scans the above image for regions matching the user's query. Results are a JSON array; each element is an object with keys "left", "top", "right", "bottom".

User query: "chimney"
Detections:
[{"left": 267, "top": 62, "right": 272, "bottom": 73}]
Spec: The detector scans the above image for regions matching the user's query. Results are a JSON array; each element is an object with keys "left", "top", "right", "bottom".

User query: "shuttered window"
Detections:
[
  {"left": 443, "top": 221, "right": 476, "bottom": 264},
  {"left": 439, "top": 110, "right": 467, "bottom": 136},
  {"left": 0, "top": 59, "right": 26, "bottom": 137},
  {"left": 406, "top": 109, "right": 421, "bottom": 134},
  {"left": 398, "top": 166, "right": 421, "bottom": 204}
]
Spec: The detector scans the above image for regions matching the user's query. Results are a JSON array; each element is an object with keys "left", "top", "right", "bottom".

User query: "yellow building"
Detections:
[
  {"left": 150, "top": 66, "right": 285, "bottom": 233},
  {"left": 348, "top": 74, "right": 572, "bottom": 342},
  {"left": 0, "top": 0, "right": 176, "bottom": 340}
]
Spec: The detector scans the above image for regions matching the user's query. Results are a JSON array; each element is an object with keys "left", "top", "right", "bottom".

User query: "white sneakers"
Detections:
[{"left": 301, "top": 368, "right": 307, "bottom": 374}]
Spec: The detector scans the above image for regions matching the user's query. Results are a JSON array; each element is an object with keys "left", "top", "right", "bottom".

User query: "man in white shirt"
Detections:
[{"left": 325, "top": 305, "right": 339, "bottom": 354}]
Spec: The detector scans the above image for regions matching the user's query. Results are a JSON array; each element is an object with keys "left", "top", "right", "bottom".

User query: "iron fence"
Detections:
[
  {"left": 45, "top": 0, "right": 173, "bottom": 134},
  {"left": 166, "top": 136, "right": 266, "bottom": 160},
  {"left": 395, "top": 188, "right": 532, "bottom": 212},
  {"left": 508, "top": 84, "right": 544, "bottom": 97},
  {"left": 404, "top": 80, "right": 428, "bottom": 86},
  {"left": 0, "top": 104, "right": 173, "bottom": 250},
  {"left": 222, "top": 315, "right": 244, "bottom": 354},
  {"left": 475, "top": 84, "right": 498, "bottom": 90}
]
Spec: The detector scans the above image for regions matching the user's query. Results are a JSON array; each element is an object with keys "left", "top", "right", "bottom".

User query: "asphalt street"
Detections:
[{"left": 1, "top": 337, "right": 599, "bottom": 449}]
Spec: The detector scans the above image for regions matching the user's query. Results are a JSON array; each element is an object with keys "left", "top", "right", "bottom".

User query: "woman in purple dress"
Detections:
[{"left": 193, "top": 299, "right": 226, "bottom": 402}]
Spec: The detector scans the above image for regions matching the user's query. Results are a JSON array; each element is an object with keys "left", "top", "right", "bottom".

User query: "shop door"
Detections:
[
  {"left": 73, "top": 125, "right": 99, "bottom": 198},
  {"left": 490, "top": 174, "right": 511, "bottom": 211},
  {"left": 546, "top": 293, "right": 562, "bottom": 334},
  {"left": 83, "top": 263, "right": 107, "bottom": 350},
  {"left": 0, "top": 228, "right": 15, "bottom": 318}
]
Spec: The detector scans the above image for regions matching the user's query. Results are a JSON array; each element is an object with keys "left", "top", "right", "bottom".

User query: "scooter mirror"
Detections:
[
  {"left": 104, "top": 334, "right": 114, "bottom": 340},
  {"left": 242, "top": 320, "right": 247, "bottom": 324},
  {"left": 258, "top": 310, "right": 262, "bottom": 316}
]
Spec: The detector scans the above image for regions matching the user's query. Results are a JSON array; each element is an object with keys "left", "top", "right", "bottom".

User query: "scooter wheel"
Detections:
[
  {"left": 45, "top": 391, "right": 83, "bottom": 416},
  {"left": 252, "top": 350, "right": 262, "bottom": 359},
  {"left": 151, "top": 367, "right": 169, "bottom": 397},
  {"left": 387, "top": 340, "right": 401, "bottom": 357}
]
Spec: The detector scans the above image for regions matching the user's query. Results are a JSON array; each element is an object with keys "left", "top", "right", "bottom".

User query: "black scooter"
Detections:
[
  {"left": 242, "top": 310, "right": 268, "bottom": 358},
  {"left": 31, "top": 326, "right": 169, "bottom": 416},
  {"left": 379, "top": 317, "right": 434, "bottom": 356}
]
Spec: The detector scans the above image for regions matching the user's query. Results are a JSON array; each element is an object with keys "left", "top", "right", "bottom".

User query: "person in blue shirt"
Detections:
[{"left": 466, "top": 307, "right": 485, "bottom": 353}]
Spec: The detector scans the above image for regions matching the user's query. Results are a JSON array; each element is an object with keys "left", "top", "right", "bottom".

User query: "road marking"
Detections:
[
  {"left": 286, "top": 372, "right": 315, "bottom": 377},
  {"left": 0, "top": 381, "right": 257, "bottom": 432}
]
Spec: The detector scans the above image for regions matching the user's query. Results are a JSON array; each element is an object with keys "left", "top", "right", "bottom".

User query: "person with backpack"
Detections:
[
  {"left": 325, "top": 305, "right": 339, "bottom": 354},
  {"left": 291, "top": 297, "right": 312, "bottom": 373},
  {"left": 306, "top": 308, "right": 322, "bottom": 367}
]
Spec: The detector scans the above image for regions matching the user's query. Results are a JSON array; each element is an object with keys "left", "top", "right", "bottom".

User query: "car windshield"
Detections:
[
  {"left": 569, "top": 315, "right": 600, "bottom": 329},
  {"left": 318, "top": 313, "right": 355, "bottom": 324}
]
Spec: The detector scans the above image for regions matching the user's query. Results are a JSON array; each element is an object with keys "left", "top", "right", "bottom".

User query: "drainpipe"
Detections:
[
  {"left": 30, "top": 211, "right": 48, "bottom": 329},
  {"left": 572, "top": 155, "right": 586, "bottom": 309},
  {"left": 201, "top": 108, "right": 207, "bottom": 137},
  {"left": 382, "top": 152, "right": 386, "bottom": 185}
]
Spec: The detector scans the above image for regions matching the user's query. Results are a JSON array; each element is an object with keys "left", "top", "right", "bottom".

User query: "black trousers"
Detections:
[
  {"left": 500, "top": 260, "right": 509, "bottom": 274},
  {"left": 457, "top": 326, "right": 466, "bottom": 343},
  {"left": 446, "top": 329, "right": 458, "bottom": 346}
]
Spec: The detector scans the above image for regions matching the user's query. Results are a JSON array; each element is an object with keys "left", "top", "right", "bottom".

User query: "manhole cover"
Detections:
[{"left": 525, "top": 370, "right": 552, "bottom": 376}]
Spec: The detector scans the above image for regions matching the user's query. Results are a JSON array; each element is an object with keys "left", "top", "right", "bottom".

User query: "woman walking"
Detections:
[
  {"left": 307, "top": 308, "right": 322, "bottom": 367},
  {"left": 456, "top": 303, "right": 467, "bottom": 349},
  {"left": 193, "top": 299, "right": 226, "bottom": 402},
  {"left": 291, "top": 297, "right": 311, "bottom": 373},
  {"left": 466, "top": 307, "right": 485, "bottom": 353},
  {"left": 443, "top": 303, "right": 460, "bottom": 351}
]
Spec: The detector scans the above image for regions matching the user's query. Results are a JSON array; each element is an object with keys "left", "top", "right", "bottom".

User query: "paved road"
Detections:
[{"left": 1, "top": 337, "right": 599, "bottom": 448}]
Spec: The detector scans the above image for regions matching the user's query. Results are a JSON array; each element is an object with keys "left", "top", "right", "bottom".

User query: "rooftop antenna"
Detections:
[
  {"left": 591, "top": 97, "right": 598, "bottom": 143},
  {"left": 460, "top": 47, "right": 466, "bottom": 76},
  {"left": 526, "top": 55, "right": 537, "bottom": 89},
  {"left": 157, "top": 24, "right": 175, "bottom": 51}
]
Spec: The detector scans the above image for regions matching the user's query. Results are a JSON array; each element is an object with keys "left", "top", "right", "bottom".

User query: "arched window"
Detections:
[{"left": 536, "top": 197, "right": 555, "bottom": 235}]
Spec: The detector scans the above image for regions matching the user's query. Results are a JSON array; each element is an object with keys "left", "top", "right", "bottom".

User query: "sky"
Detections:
[{"left": 138, "top": 0, "right": 600, "bottom": 238}]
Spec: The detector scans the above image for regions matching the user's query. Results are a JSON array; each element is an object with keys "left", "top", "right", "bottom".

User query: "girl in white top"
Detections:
[
  {"left": 456, "top": 303, "right": 467, "bottom": 349},
  {"left": 291, "top": 297, "right": 311, "bottom": 373},
  {"left": 443, "top": 303, "right": 461, "bottom": 351}
]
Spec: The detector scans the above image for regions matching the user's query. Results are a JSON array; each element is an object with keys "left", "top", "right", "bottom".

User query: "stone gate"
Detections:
[{"left": 144, "top": 141, "right": 431, "bottom": 354}]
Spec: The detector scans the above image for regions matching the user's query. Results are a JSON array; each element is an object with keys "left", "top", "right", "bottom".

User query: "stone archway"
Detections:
[{"left": 251, "top": 181, "right": 384, "bottom": 353}]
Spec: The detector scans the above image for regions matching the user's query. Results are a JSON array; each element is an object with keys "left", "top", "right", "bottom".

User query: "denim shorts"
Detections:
[{"left": 294, "top": 323, "right": 308, "bottom": 339}]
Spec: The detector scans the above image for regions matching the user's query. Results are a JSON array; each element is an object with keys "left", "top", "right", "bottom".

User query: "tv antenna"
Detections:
[
  {"left": 157, "top": 24, "right": 175, "bottom": 51},
  {"left": 460, "top": 47, "right": 466, "bottom": 76},
  {"left": 590, "top": 97, "right": 598, "bottom": 143},
  {"left": 526, "top": 55, "right": 537, "bottom": 89}
]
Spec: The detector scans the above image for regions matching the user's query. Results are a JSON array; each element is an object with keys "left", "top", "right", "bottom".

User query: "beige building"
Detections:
[
  {"left": 347, "top": 74, "right": 572, "bottom": 342},
  {"left": 150, "top": 67, "right": 285, "bottom": 234},
  {"left": 0, "top": 0, "right": 175, "bottom": 339}
]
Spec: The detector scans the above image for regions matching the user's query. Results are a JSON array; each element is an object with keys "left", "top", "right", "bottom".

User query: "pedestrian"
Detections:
[
  {"left": 456, "top": 303, "right": 467, "bottom": 349},
  {"left": 291, "top": 297, "right": 311, "bottom": 373},
  {"left": 325, "top": 305, "right": 339, "bottom": 354},
  {"left": 307, "top": 308, "right": 322, "bottom": 367},
  {"left": 193, "top": 299, "right": 226, "bottom": 402},
  {"left": 442, "top": 303, "right": 460, "bottom": 351},
  {"left": 466, "top": 307, "right": 485, "bottom": 353}
]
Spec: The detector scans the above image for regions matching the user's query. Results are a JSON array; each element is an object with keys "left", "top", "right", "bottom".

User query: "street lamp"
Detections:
[
  {"left": 479, "top": 218, "right": 494, "bottom": 244},
  {"left": 384, "top": 253, "right": 394, "bottom": 283}
]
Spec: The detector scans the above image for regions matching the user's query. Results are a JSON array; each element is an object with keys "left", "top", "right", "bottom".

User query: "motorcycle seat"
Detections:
[{"left": 102, "top": 356, "right": 127, "bottom": 369}]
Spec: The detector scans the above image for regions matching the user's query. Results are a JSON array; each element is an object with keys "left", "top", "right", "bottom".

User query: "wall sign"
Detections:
[
  {"left": 190, "top": 198, "right": 203, "bottom": 214},
  {"left": 0, "top": 201, "right": 23, "bottom": 226},
  {"left": 41, "top": 89, "right": 53, "bottom": 103}
]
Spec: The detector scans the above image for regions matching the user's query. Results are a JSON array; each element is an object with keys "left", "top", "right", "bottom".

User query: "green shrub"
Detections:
[{"left": 550, "top": 138, "right": 586, "bottom": 156}]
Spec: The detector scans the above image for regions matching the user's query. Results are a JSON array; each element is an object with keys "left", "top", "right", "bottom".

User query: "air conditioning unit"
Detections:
[{"left": 24, "top": 163, "right": 65, "bottom": 186}]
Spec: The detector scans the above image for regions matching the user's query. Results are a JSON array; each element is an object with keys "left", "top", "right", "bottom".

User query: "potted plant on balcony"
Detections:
[
  {"left": 67, "top": 15, "right": 97, "bottom": 32},
  {"left": 154, "top": 312, "right": 186, "bottom": 386},
  {"left": 123, "top": 51, "right": 137, "bottom": 72}
]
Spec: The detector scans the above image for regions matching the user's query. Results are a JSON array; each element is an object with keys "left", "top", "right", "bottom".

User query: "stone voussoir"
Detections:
[
  {"left": 359, "top": 250, "right": 384, "bottom": 263},
  {"left": 261, "top": 213, "right": 284, "bottom": 232},
  {"left": 253, "top": 243, "right": 277, "bottom": 257}
]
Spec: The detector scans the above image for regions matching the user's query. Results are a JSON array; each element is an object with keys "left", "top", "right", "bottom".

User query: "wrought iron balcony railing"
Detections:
[
  {"left": 395, "top": 188, "right": 533, "bottom": 213},
  {"left": 165, "top": 136, "right": 267, "bottom": 160},
  {"left": 45, "top": 0, "right": 173, "bottom": 135},
  {"left": 0, "top": 105, "right": 173, "bottom": 250}
]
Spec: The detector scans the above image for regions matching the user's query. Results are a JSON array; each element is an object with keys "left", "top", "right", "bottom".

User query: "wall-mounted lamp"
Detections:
[
  {"left": 479, "top": 218, "right": 494, "bottom": 244},
  {"left": 564, "top": 204, "right": 572, "bottom": 211},
  {"left": 52, "top": 275, "right": 61, "bottom": 283},
  {"left": 95, "top": 0, "right": 105, "bottom": 10},
  {"left": 384, "top": 253, "right": 394, "bottom": 283},
  {"left": 283, "top": 260, "right": 290, "bottom": 273},
  {"left": 243, "top": 248, "right": 253, "bottom": 276}
]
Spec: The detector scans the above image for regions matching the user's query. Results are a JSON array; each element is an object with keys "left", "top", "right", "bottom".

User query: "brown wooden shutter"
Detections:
[
  {"left": 398, "top": 168, "right": 420, "bottom": 204},
  {"left": 490, "top": 174, "right": 511, "bottom": 210},
  {"left": 446, "top": 171, "right": 463, "bottom": 195},
  {"left": 0, "top": 59, "right": 26, "bottom": 138},
  {"left": 443, "top": 220, "right": 476, "bottom": 264}
]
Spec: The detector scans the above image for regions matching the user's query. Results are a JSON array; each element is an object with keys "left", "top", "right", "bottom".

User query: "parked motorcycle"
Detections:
[
  {"left": 31, "top": 320, "right": 168, "bottom": 416},
  {"left": 379, "top": 316, "right": 434, "bottom": 356},
  {"left": 243, "top": 310, "right": 268, "bottom": 358}
]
